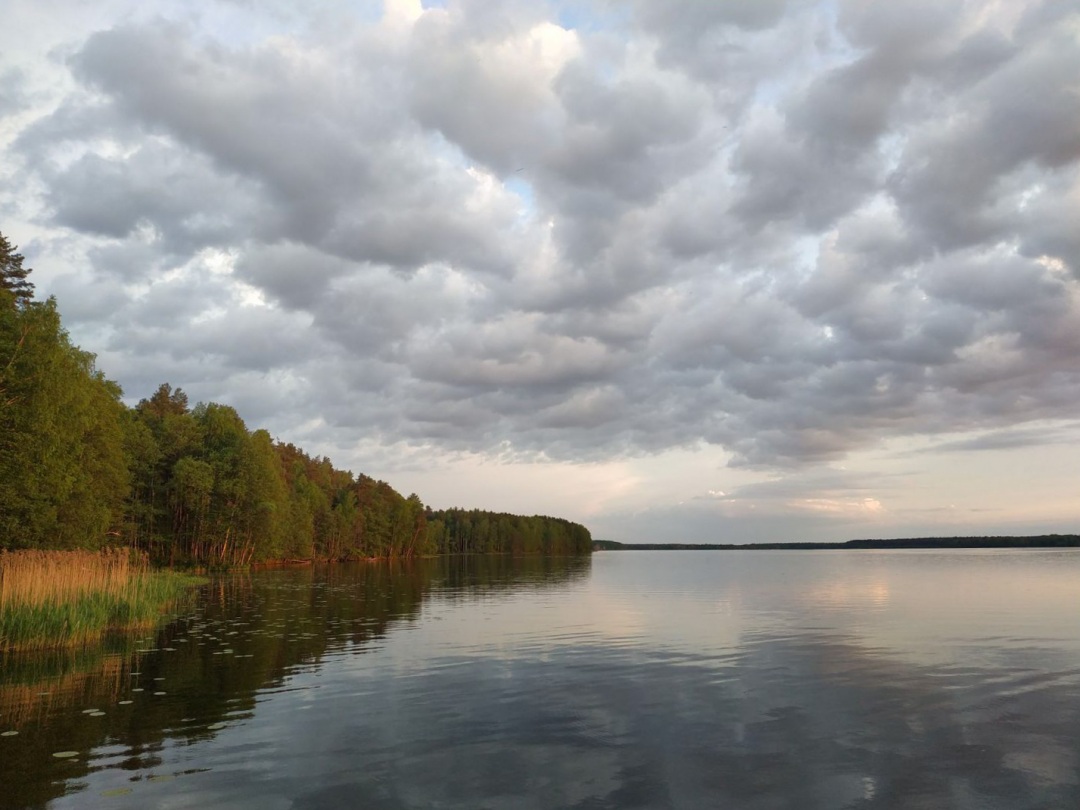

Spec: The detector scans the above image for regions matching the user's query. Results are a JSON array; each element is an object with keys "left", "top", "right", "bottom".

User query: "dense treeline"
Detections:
[
  {"left": 594, "top": 536, "right": 1080, "bottom": 551},
  {"left": 426, "top": 509, "right": 593, "bottom": 556},
  {"left": 1, "top": 236, "right": 129, "bottom": 551},
  {"left": 121, "top": 383, "right": 434, "bottom": 565},
  {"left": 0, "top": 232, "right": 591, "bottom": 565}
]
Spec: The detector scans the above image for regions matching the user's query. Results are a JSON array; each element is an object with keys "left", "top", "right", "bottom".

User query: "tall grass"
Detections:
[{"left": 0, "top": 549, "right": 203, "bottom": 651}]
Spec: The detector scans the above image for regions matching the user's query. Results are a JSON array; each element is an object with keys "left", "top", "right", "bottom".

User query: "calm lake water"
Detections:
[{"left": 3, "top": 550, "right": 1080, "bottom": 809}]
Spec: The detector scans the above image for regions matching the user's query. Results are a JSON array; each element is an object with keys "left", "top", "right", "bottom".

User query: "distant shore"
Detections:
[{"left": 593, "top": 535, "right": 1080, "bottom": 551}]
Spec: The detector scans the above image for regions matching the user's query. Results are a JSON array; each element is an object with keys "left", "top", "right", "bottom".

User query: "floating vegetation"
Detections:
[{"left": 0, "top": 550, "right": 205, "bottom": 651}]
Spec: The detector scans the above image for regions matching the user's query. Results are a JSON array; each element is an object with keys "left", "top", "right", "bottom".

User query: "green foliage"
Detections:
[
  {"left": 111, "top": 403, "right": 590, "bottom": 565},
  {"left": 425, "top": 509, "right": 592, "bottom": 556},
  {"left": 0, "top": 228, "right": 592, "bottom": 564},
  {"left": 0, "top": 294, "right": 129, "bottom": 549}
]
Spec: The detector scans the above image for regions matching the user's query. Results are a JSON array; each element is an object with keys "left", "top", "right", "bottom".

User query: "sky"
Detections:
[{"left": 2, "top": 0, "right": 1079, "bottom": 544}]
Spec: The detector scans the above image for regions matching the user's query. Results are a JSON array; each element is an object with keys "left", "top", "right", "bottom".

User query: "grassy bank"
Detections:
[{"left": 0, "top": 549, "right": 204, "bottom": 652}]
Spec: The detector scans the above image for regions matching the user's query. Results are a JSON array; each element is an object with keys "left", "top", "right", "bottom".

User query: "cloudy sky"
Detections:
[{"left": 3, "top": 0, "right": 1079, "bottom": 543}]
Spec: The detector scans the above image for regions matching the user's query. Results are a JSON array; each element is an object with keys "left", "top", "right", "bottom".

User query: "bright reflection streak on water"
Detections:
[{"left": 2, "top": 550, "right": 1080, "bottom": 809}]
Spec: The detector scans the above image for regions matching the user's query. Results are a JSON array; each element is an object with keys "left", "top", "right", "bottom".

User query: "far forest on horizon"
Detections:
[
  {"left": 593, "top": 536, "right": 1080, "bottom": 551},
  {"left": 0, "top": 232, "right": 592, "bottom": 565}
]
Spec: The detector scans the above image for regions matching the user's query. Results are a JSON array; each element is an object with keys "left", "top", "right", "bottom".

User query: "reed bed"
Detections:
[{"left": 0, "top": 549, "right": 203, "bottom": 652}]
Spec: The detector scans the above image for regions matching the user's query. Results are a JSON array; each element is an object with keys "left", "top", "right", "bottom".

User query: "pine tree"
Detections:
[{"left": 0, "top": 233, "right": 34, "bottom": 306}]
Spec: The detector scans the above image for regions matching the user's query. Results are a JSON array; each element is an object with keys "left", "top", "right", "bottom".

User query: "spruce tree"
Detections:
[{"left": 0, "top": 233, "right": 34, "bottom": 306}]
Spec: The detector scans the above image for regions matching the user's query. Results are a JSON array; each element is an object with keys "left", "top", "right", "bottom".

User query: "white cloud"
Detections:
[{"left": 4, "top": 0, "right": 1080, "bottom": 540}]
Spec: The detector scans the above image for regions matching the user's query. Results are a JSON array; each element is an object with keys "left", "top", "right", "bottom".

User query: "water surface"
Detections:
[{"left": 2, "top": 550, "right": 1080, "bottom": 809}]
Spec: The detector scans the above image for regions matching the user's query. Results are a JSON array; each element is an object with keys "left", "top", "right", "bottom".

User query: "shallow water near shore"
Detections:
[{"left": 2, "top": 550, "right": 1080, "bottom": 809}]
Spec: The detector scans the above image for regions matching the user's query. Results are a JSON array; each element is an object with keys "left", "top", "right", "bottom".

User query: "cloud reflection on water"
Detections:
[{"left": 19, "top": 551, "right": 1080, "bottom": 809}]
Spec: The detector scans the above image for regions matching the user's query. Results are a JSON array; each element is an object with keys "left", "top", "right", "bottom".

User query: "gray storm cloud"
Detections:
[{"left": 4, "top": 0, "right": 1079, "bottom": 471}]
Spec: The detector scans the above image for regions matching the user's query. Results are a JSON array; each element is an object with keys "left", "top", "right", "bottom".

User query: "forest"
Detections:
[{"left": 0, "top": 232, "right": 592, "bottom": 565}]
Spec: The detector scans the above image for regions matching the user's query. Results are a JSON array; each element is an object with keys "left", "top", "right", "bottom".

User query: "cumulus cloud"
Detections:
[{"left": 3, "top": 0, "right": 1079, "bottom": 485}]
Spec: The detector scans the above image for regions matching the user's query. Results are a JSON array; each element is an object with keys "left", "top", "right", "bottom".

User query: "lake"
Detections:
[{"left": 2, "top": 550, "right": 1080, "bottom": 809}]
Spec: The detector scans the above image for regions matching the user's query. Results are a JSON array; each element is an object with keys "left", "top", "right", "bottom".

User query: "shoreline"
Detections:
[{"left": 593, "top": 534, "right": 1080, "bottom": 551}]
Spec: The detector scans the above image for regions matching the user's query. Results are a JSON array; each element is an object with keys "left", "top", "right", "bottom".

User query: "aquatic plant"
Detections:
[{"left": 0, "top": 549, "right": 203, "bottom": 651}]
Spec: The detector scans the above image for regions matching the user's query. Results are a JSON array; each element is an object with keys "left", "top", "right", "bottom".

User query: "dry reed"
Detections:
[
  {"left": 0, "top": 549, "right": 202, "bottom": 651},
  {"left": 0, "top": 549, "right": 146, "bottom": 610}
]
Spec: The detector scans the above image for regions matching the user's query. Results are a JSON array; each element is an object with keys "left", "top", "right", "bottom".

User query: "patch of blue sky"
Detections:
[
  {"left": 807, "top": 0, "right": 866, "bottom": 70},
  {"left": 742, "top": 1, "right": 859, "bottom": 110},
  {"left": 425, "top": 130, "right": 471, "bottom": 171},
  {"left": 181, "top": 1, "right": 385, "bottom": 48},
  {"left": 346, "top": 0, "right": 385, "bottom": 24},
  {"left": 504, "top": 176, "right": 537, "bottom": 220},
  {"left": 179, "top": 5, "right": 301, "bottom": 48},
  {"left": 748, "top": 77, "right": 789, "bottom": 110},
  {"left": 552, "top": 1, "right": 628, "bottom": 35},
  {"left": 786, "top": 234, "right": 823, "bottom": 285}
]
